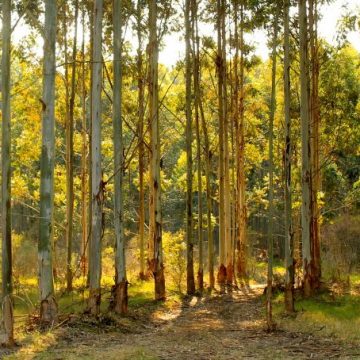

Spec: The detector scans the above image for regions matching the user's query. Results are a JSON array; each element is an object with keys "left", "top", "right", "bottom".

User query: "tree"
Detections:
[
  {"left": 39, "top": 0, "right": 58, "bottom": 324},
  {"left": 65, "top": 0, "right": 79, "bottom": 293},
  {"left": 1, "top": 0, "right": 14, "bottom": 345},
  {"left": 136, "top": 0, "right": 147, "bottom": 281},
  {"left": 199, "top": 86, "right": 214, "bottom": 289},
  {"left": 235, "top": 0, "right": 247, "bottom": 280},
  {"left": 112, "top": 0, "right": 128, "bottom": 314},
  {"left": 283, "top": 0, "right": 295, "bottom": 313},
  {"left": 148, "top": 0, "right": 166, "bottom": 300},
  {"left": 192, "top": 0, "right": 204, "bottom": 291},
  {"left": 216, "top": 0, "right": 226, "bottom": 291},
  {"left": 185, "top": 0, "right": 195, "bottom": 295},
  {"left": 309, "top": 0, "right": 321, "bottom": 289},
  {"left": 88, "top": 0, "right": 104, "bottom": 315},
  {"left": 80, "top": 2, "right": 88, "bottom": 279},
  {"left": 266, "top": 4, "right": 279, "bottom": 331},
  {"left": 222, "top": 0, "right": 232, "bottom": 290},
  {"left": 299, "top": 0, "right": 313, "bottom": 297}
]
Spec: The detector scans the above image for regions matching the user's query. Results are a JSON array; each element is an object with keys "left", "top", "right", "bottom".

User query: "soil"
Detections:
[{"left": 3, "top": 286, "right": 359, "bottom": 359}]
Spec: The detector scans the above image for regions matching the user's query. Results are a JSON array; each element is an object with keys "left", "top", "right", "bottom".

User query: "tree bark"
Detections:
[
  {"left": 234, "top": 0, "right": 247, "bottom": 280},
  {"left": 1, "top": 0, "right": 14, "bottom": 345},
  {"left": 88, "top": 0, "right": 103, "bottom": 315},
  {"left": 39, "top": 0, "right": 58, "bottom": 325},
  {"left": 220, "top": 0, "right": 232, "bottom": 291},
  {"left": 185, "top": 0, "right": 195, "bottom": 295},
  {"left": 199, "top": 99, "right": 214, "bottom": 289},
  {"left": 267, "top": 8, "right": 278, "bottom": 331},
  {"left": 65, "top": 0, "right": 79, "bottom": 293},
  {"left": 309, "top": 0, "right": 321, "bottom": 290},
  {"left": 216, "top": 0, "right": 226, "bottom": 292},
  {"left": 80, "top": 4, "right": 88, "bottom": 279},
  {"left": 112, "top": 0, "right": 127, "bottom": 314},
  {"left": 192, "top": 0, "right": 204, "bottom": 291},
  {"left": 299, "top": 0, "right": 313, "bottom": 297},
  {"left": 136, "top": 0, "right": 146, "bottom": 281},
  {"left": 148, "top": 0, "right": 166, "bottom": 300},
  {"left": 284, "top": 0, "right": 295, "bottom": 313}
]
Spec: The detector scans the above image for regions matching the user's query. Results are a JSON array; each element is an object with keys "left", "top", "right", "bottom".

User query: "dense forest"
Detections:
[{"left": 0, "top": 0, "right": 359, "bottom": 358}]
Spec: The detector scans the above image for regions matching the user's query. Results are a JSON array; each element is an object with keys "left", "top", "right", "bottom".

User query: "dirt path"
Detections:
[{"left": 4, "top": 287, "right": 360, "bottom": 359}]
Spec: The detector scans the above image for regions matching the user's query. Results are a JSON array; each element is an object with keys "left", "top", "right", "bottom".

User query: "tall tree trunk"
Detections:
[
  {"left": 309, "top": 0, "right": 321, "bottom": 290},
  {"left": 148, "top": 0, "right": 166, "bottom": 300},
  {"left": 284, "top": 0, "right": 295, "bottom": 313},
  {"left": 236, "top": 0, "right": 247, "bottom": 280},
  {"left": 199, "top": 97, "right": 214, "bottom": 289},
  {"left": 112, "top": 0, "right": 127, "bottom": 314},
  {"left": 192, "top": 0, "right": 203, "bottom": 291},
  {"left": 87, "top": 2, "right": 94, "bottom": 288},
  {"left": 185, "top": 0, "right": 195, "bottom": 295},
  {"left": 39, "top": 0, "right": 58, "bottom": 324},
  {"left": 216, "top": 0, "right": 226, "bottom": 291},
  {"left": 221, "top": 0, "right": 232, "bottom": 290},
  {"left": 65, "top": 0, "right": 79, "bottom": 293},
  {"left": 299, "top": 0, "right": 313, "bottom": 297},
  {"left": 80, "top": 4, "right": 88, "bottom": 279},
  {"left": 1, "top": 0, "right": 14, "bottom": 345},
  {"left": 267, "top": 8, "right": 278, "bottom": 331},
  {"left": 136, "top": 0, "right": 146, "bottom": 281},
  {"left": 63, "top": 4, "right": 70, "bottom": 286},
  {"left": 88, "top": 0, "right": 103, "bottom": 315}
]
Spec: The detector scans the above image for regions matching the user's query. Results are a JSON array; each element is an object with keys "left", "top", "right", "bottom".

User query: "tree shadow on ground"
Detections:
[{"left": 3, "top": 284, "right": 360, "bottom": 359}]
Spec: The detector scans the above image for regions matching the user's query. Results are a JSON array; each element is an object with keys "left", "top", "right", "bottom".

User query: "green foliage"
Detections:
[{"left": 163, "top": 231, "right": 186, "bottom": 292}]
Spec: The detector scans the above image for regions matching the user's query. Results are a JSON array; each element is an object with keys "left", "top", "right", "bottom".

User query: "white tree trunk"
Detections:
[
  {"left": 149, "top": 0, "right": 165, "bottom": 300},
  {"left": 88, "top": 0, "right": 103, "bottom": 315},
  {"left": 39, "top": 0, "right": 58, "bottom": 324},
  {"left": 112, "top": 0, "right": 127, "bottom": 314}
]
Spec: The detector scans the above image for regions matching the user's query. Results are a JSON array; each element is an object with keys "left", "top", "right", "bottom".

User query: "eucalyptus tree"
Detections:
[
  {"left": 221, "top": 0, "right": 232, "bottom": 290},
  {"left": 185, "top": 0, "right": 196, "bottom": 295},
  {"left": 88, "top": 0, "right": 104, "bottom": 315},
  {"left": 234, "top": 0, "right": 247, "bottom": 280},
  {"left": 283, "top": 0, "right": 295, "bottom": 312},
  {"left": 216, "top": 0, "right": 226, "bottom": 291},
  {"left": 309, "top": 0, "right": 321, "bottom": 289},
  {"left": 39, "top": 0, "right": 58, "bottom": 324},
  {"left": 1, "top": 0, "right": 14, "bottom": 345},
  {"left": 148, "top": 0, "right": 166, "bottom": 300},
  {"left": 80, "top": 2, "right": 88, "bottom": 279},
  {"left": 112, "top": 0, "right": 127, "bottom": 314},
  {"left": 267, "top": 4, "right": 279, "bottom": 331},
  {"left": 191, "top": 0, "right": 204, "bottom": 290},
  {"left": 299, "top": 0, "right": 313, "bottom": 297},
  {"left": 135, "top": 0, "right": 147, "bottom": 280},
  {"left": 65, "top": 0, "right": 79, "bottom": 293}
]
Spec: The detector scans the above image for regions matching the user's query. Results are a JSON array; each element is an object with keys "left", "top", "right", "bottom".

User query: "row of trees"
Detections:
[{"left": 1, "top": 0, "right": 359, "bottom": 345}]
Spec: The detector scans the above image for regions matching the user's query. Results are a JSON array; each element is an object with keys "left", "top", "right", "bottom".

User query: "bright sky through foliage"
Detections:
[
  {"left": 9, "top": 0, "right": 360, "bottom": 66},
  {"left": 159, "top": 0, "right": 360, "bottom": 66}
]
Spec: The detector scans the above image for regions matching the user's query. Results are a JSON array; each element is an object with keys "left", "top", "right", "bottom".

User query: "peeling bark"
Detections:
[
  {"left": 40, "top": 295, "right": 58, "bottom": 325},
  {"left": 148, "top": 0, "right": 165, "bottom": 300}
]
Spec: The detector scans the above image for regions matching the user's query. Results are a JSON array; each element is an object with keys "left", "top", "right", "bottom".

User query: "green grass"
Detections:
[{"left": 273, "top": 291, "right": 360, "bottom": 343}]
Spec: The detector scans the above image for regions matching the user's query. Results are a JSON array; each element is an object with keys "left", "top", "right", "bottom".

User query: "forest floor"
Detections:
[{"left": 2, "top": 284, "right": 360, "bottom": 360}]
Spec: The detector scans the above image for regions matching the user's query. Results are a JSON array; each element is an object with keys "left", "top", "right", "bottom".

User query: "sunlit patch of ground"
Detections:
[{"left": 2, "top": 281, "right": 360, "bottom": 359}]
